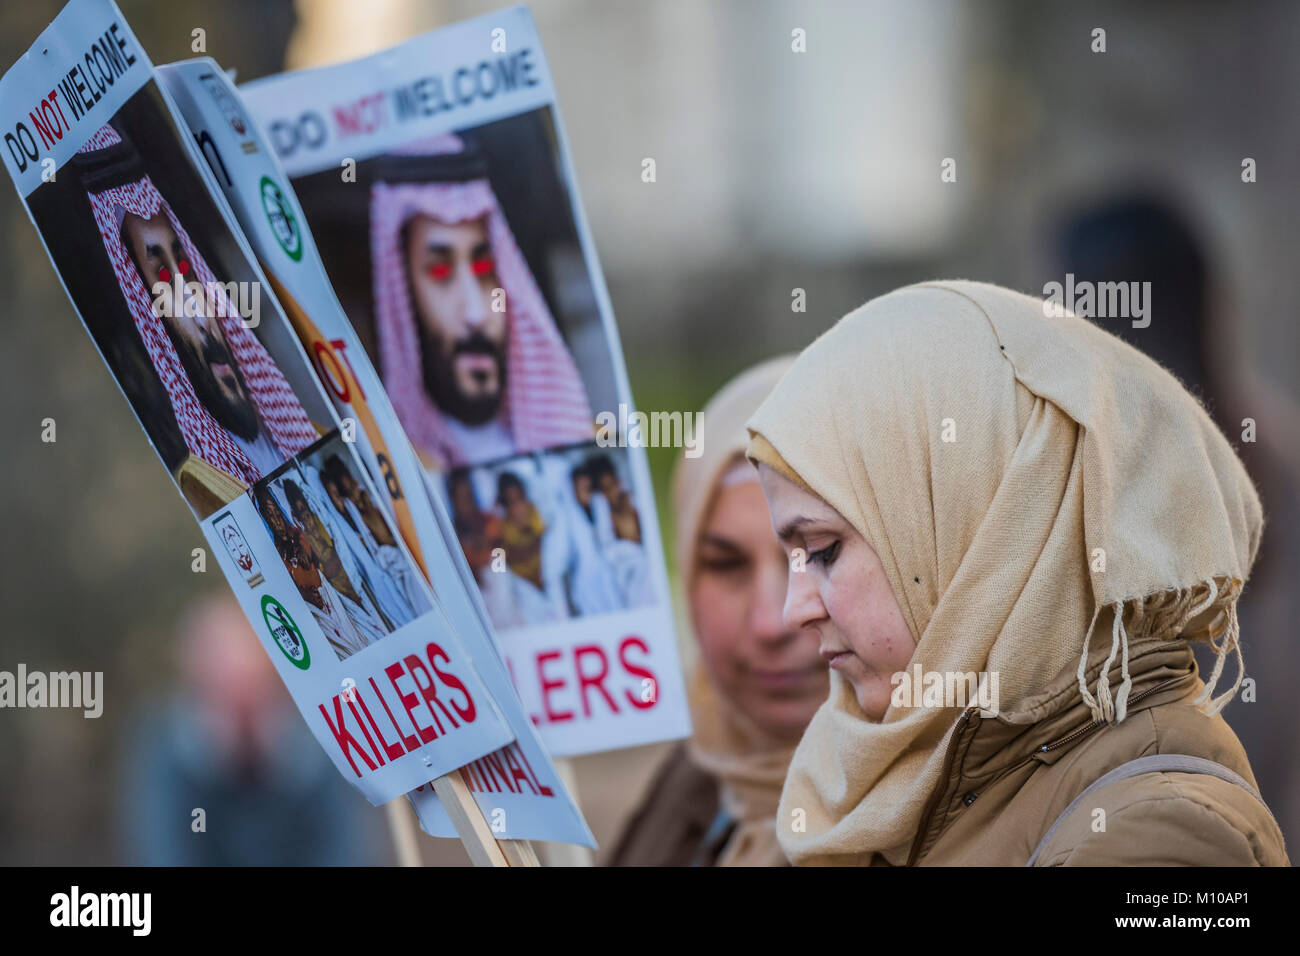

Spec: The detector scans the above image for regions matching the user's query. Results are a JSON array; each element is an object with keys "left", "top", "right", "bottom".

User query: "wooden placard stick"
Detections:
[
  {"left": 384, "top": 798, "right": 422, "bottom": 867},
  {"left": 431, "top": 769, "right": 539, "bottom": 866},
  {"left": 499, "top": 837, "right": 541, "bottom": 866}
]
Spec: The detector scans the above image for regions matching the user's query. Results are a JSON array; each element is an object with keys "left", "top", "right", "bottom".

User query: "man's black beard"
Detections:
[
  {"left": 171, "top": 329, "right": 261, "bottom": 442},
  {"left": 415, "top": 320, "right": 507, "bottom": 427}
]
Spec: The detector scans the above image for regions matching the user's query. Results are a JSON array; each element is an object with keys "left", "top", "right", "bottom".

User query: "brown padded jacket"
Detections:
[
  {"left": 906, "top": 640, "right": 1288, "bottom": 866},
  {"left": 606, "top": 744, "right": 724, "bottom": 866}
]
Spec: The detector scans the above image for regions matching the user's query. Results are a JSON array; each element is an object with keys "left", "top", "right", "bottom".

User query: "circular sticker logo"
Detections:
[
  {"left": 261, "top": 595, "right": 310, "bottom": 669},
  {"left": 260, "top": 176, "right": 303, "bottom": 262}
]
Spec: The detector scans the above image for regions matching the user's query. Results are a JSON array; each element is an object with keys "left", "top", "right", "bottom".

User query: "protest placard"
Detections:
[
  {"left": 157, "top": 57, "right": 594, "bottom": 848},
  {"left": 0, "top": 0, "right": 518, "bottom": 810},
  {"left": 240, "top": 4, "right": 692, "bottom": 762}
]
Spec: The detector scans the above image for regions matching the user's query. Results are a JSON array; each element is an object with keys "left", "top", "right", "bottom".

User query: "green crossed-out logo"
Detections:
[
  {"left": 261, "top": 595, "right": 310, "bottom": 669},
  {"left": 260, "top": 176, "right": 303, "bottom": 262}
]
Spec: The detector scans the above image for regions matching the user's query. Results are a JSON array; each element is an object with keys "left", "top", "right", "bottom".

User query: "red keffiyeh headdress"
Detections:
[
  {"left": 369, "top": 133, "right": 593, "bottom": 469},
  {"left": 77, "top": 123, "right": 316, "bottom": 485}
]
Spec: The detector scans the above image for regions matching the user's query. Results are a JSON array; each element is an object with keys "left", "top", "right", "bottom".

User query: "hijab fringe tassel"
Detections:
[{"left": 1076, "top": 578, "right": 1244, "bottom": 725}]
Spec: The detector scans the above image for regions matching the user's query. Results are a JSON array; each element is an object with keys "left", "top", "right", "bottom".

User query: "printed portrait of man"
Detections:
[
  {"left": 73, "top": 123, "right": 321, "bottom": 517},
  {"left": 369, "top": 133, "right": 594, "bottom": 471}
]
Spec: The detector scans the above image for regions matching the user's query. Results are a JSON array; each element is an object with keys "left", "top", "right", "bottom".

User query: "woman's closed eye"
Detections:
[
  {"left": 698, "top": 549, "right": 750, "bottom": 574},
  {"left": 808, "top": 540, "right": 841, "bottom": 568},
  {"left": 697, "top": 535, "right": 750, "bottom": 575},
  {"left": 700, "top": 554, "right": 749, "bottom": 572}
]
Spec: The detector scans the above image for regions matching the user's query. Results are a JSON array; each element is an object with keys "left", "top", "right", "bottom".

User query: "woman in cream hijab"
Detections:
[
  {"left": 609, "top": 357, "right": 828, "bottom": 866},
  {"left": 747, "top": 280, "right": 1289, "bottom": 866}
]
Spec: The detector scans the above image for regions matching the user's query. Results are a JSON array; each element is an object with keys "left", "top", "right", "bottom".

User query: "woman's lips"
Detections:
[
  {"left": 750, "top": 665, "right": 821, "bottom": 690},
  {"left": 819, "top": 647, "right": 854, "bottom": 669}
]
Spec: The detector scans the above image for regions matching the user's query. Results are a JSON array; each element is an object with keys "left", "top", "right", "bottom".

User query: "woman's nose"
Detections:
[
  {"left": 751, "top": 558, "right": 791, "bottom": 642},
  {"left": 783, "top": 552, "right": 827, "bottom": 631}
]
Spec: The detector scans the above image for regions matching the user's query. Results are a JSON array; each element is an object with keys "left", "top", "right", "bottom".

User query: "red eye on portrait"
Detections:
[
  {"left": 471, "top": 256, "right": 495, "bottom": 277},
  {"left": 158, "top": 267, "right": 172, "bottom": 283},
  {"left": 178, "top": 259, "right": 191, "bottom": 276},
  {"left": 428, "top": 262, "right": 452, "bottom": 281}
]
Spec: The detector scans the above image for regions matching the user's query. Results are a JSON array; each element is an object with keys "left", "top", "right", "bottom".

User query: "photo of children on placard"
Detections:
[
  {"left": 253, "top": 433, "right": 432, "bottom": 661},
  {"left": 26, "top": 83, "right": 335, "bottom": 520},
  {"left": 289, "top": 107, "right": 620, "bottom": 474},
  {"left": 447, "top": 443, "right": 653, "bottom": 633}
]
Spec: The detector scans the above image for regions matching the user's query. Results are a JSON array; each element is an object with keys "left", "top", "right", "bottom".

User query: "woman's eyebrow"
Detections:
[
  {"left": 698, "top": 532, "right": 744, "bottom": 554},
  {"left": 776, "top": 514, "right": 816, "bottom": 542}
]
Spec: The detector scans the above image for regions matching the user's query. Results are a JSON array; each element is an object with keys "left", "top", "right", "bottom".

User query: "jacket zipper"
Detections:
[
  {"left": 1038, "top": 676, "right": 1184, "bottom": 754},
  {"left": 905, "top": 706, "right": 978, "bottom": 866},
  {"left": 904, "top": 674, "right": 1188, "bottom": 865}
]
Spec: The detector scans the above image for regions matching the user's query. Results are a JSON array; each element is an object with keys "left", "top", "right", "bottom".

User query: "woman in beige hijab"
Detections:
[
  {"left": 609, "top": 357, "right": 828, "bottom": 866},
  {"left": 747, "top": 280, "right": 1289, "bottom": 866}
]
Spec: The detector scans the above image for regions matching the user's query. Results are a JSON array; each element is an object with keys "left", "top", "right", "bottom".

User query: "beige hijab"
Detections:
[
  {"left": 674, "top": 355, "right": 799, "bottom": 866},
  {"left": 746, "top": 280, "right": 1261, "bottom": 866}
]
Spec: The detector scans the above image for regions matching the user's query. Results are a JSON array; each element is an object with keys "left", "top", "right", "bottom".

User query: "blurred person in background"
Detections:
[
  {"left": 749, "top": 281, "right": 1288, "bottom": 866},
  {"left": 1057, "top": 195, "right": 1300, "bottom": 845},
  {"left": 118, "top": 592, "right": 383, "bottom": 865},
  {"left": 609, "top": 357, "right": 828, "bottom": 866}
]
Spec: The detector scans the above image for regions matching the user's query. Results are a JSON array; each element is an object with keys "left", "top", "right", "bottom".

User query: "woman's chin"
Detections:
[{"left": 850, "top": 683, "right": 893, "bottom": 723}]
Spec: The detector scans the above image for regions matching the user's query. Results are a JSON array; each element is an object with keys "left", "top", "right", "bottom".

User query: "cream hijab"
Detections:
[
  {"left": 746, "top": 281, "right": 1261, "bottom": 866},
  {"left": 674, "top": 355, "right": 798, "bottom": 867}
]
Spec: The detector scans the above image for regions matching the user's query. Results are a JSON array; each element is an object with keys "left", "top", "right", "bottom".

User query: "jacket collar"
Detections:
[
  {"left": 906, "top": 638, "right": 1199, "bottom": 864},
  {"left": 963, "top": 639, "right": 1197, "bottom": 777}
]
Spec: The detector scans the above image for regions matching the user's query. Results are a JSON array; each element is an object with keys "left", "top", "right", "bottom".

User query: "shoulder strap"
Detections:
[{"left": 1025, "top": 754, "right": 1270, "bottom": 866}]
